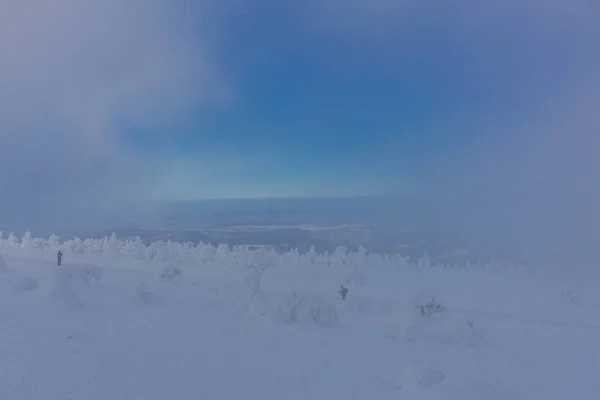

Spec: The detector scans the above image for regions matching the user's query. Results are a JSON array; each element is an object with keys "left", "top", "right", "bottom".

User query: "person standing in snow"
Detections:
[{"left": 57, "top": 250, "right": 63, "bottom": 266}]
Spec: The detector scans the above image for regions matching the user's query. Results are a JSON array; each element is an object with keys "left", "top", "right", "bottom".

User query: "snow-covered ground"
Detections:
[{"left": 1, "top": 232, "right": 600, "bottom": 399}]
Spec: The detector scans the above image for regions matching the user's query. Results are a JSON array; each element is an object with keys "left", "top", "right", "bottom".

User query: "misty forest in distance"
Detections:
[{"left": 3, "top": 194, "right": 597, "bottom": 269}]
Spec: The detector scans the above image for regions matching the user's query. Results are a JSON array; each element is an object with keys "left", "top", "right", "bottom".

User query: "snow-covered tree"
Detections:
[
  {"left": 7, "top": 233, "right": 18, "bottom": 247},
  {"left": 21, "top": 231, "right": 32, "bottom": 248},
  {"left": 47, "top": 234, "right": 60, "bottom": 249}
]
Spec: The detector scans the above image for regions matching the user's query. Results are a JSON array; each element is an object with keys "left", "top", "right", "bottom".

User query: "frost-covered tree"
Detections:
[
  {"left": 418, "top": 253, "right": 432, "bottom": 268},
  {"left": 7, "top": 233, "right": 18, "bottom": 247},
  {"left": 108, "top": 232, "right": 118, "bottom": 249},
  {"left": 133, "top": 236, "right": 145, "bottom": 258},
  {"left": 47, "top": 234, "right": 60, "bottom": 249},
  {"left": 21, "top": 231, "right": 32, "bottom": 248},
  {"left": 31, "top": 237, "right": 46, "bottom": 249},
  {"left": 332, "top": 245, "right": 350, "bottom": 267},
  {"left": 216, "top": 243, "right": 229, "bottom": 254},
  {"left": 70, "top": 237, "right": 83, "bottom": 253}
]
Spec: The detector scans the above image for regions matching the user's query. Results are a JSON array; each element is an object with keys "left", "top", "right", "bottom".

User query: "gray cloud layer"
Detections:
[
  {"left": 430, "top": 3, "right": 599, "bottom": 266},
  {"left": 309, "top": 0, "right": 600, "bottom": 266}
]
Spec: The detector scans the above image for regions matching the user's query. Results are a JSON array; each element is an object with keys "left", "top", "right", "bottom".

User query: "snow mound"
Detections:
[
  {"left": 398, "top": 361, "right": 446, "bottom": 392},
  {"left": 19, "top": 277, "right": 40, "bottom": 291},
  {"left": 48, "top": 279, "right": 83, "bottom": 310},
  {"left": 81, "top": 263, "right": 103, "bottom": 282},
  {"left": 56, "top": 264, "right": 103, "bottom": 284},
  {"left": 136, "top": 282, "right": 158, "bottom": 304},
  {"left": 246, "top": 296, "right": 269, "bottom": 318},
  {"left": 397, "top": 362, "right": 521, "bottom": 400},
  {"left": 269, "top": 293, "right": 338, "bottom": 326},
  {"left": 342, "top": 295, "right": 373, "bottom": 314},
  {"left": 377, "top": 299, "right": 395, "bottom": 314},
  {"left": 344, "top": 297, "right": 394, "bottom": 316}
]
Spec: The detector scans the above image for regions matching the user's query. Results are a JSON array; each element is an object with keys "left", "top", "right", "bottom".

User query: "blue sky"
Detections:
[
  {"left": 1, "top": 0, "right": 599, "bottom": 252},
  {"left": 128, "top": 4, "right": 499, "bottom": 192},
  {"left": 114, "top": 0, "right": 594, "bottom": 200}
]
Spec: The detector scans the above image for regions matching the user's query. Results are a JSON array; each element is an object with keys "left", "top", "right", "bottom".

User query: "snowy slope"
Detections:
[{"left": 1, "top": 233, "right": 600, "bottom": 399}]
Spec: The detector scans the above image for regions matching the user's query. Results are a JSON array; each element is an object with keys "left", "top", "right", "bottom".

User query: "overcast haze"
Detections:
[{"left": 0, "top": 0, "right": 598, "bottom": 265}]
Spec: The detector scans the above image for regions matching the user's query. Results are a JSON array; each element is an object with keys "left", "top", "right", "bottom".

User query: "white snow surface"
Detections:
[{"left": 1, "top": 232, "right": 600, "bottom": 399}]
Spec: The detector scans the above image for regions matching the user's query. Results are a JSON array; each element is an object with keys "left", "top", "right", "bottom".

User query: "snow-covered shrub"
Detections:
[
  {"left": 19, "top": 277, "right": 40, "bottom": 291},
  {"left": 160, "top": 266, "right": 181, "bottom": 282},
  {"left": 136, "top": 282, "right": 158, "bottom": 304},
  {"left": 270, "top": 294, "right": 301, "bottom": 324},
  {"left": 551, "top": 289, "right": 581, "bottom": 306},
  {"left": 391, "top": 291, "right": 446, "bottom": 325},
  {"left": 413, "top": 292, "right": 447, "bottom": 317},
  {"left": 550, "top": 281, "right": 600, "bottom": 309},
  {"left": 550, "top": 280, "right": 600, "bottom": 308},
  {"left": 246, "top": 296, "right": 269, "bottom": 318},
  {"left": 392, "top": 291, "right": 487, "bottom": 347},
  {"left": 82, "top": 264, "right": 103, "bottom": 282},
  {"left": 420, "top": 297, "right": 446, "bottom": 317},
  {"left": 269, "top": 293, "right": 338, "bottom": 326}
]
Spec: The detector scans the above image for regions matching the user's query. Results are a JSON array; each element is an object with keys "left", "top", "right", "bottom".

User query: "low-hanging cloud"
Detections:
[
  {"left": 0, "top": 0, "right": 229, "bottom": 230},
  {"left": 427, "top": 2, "right": 599, "bottom": 267},
  {"left": 300, "top": 0, "right": 600, "bottom": 266}
]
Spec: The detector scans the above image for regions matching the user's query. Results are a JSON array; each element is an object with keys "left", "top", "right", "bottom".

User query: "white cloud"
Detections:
[{"left": 0, "top": 0, "right": 229, "bottom": 221}]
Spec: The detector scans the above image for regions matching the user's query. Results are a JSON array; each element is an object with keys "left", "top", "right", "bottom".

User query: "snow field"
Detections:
[{"left": 1, "top": 232, "right": 600, "bottom": 399}]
